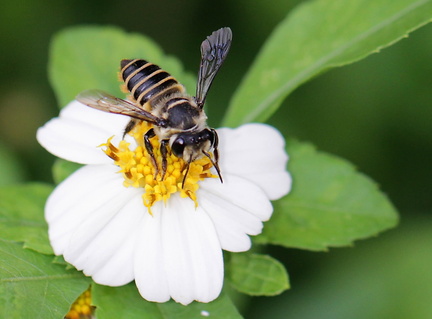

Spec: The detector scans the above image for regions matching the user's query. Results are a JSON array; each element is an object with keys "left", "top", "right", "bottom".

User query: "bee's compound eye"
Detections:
[
  {"left": 199, "top": 129, "right": 214, "bottom": 146},
  {"left": 171, "top": 137, "right": 185, "bottom": 157}
]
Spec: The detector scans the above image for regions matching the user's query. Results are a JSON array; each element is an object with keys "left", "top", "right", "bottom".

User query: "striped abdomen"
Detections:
[{"left": 120, "top": 59, "right": 184, "bottom": 108}]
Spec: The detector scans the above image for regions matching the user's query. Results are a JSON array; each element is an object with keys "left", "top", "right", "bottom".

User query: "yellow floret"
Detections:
[
  {"left": 65, "top": 288, "right": 93, "bottom": 319},
  {"left": 100, "top": 122, "right": 216, "bottom": 213}
]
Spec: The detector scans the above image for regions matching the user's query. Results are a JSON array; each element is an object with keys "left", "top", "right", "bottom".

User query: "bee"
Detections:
[{"left": 77, "top": 27, "right": 232, "bottom": 187}]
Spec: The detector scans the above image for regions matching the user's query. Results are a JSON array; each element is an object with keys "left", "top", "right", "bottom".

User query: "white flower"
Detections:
[{"left": 37, "top": 100, "right": 291, "bottom": 305}]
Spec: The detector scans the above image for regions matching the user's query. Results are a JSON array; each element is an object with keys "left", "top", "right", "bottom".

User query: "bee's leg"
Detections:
[
  {"left": 210, "top": 129, "right": 223, "bottom": 183},
  {"left": 144, "top": 128, "right": 158, "bottom": 178},
  {"left": 160, "top": 139, "right": 169, "bottom": 181},
  {"left": 211, "top": 128, "right": 220, "bottom": 164},
  {"left": 181, "top": 158, "right": 192, "bottom": 189},
  {"left": 123, "top": 119, "right": 138, "bottom": 139}
]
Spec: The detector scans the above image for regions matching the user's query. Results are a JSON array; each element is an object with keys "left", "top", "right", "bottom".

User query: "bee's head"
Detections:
[
  {"left": 170, "top": 128, "right": 216, "bottom": 161},
  {"left": 170, "top": 128, "right": 223, "bottom": 187}
]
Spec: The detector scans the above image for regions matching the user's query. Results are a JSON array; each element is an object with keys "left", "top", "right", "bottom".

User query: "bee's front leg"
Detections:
[
  {"left": 144, "top": 128, "right": 158, "bottom": 179},
  {"left": 211, "top": 128, "right": 220, "bottom": 165},
  {"left": 160, "top": 139, "right": 169, "bottom": 181},
  {"left": 210, "top": 129, "right": 223, "bottom": 183}
]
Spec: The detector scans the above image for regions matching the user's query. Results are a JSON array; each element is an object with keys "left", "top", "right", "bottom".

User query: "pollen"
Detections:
[{"left": 100, "top": 121, "right": 216, "bottom": 213}]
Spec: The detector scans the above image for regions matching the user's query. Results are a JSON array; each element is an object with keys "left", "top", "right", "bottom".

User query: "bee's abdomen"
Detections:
[{"left": 120, "top": 59, "right": 184, "bottom": 107}]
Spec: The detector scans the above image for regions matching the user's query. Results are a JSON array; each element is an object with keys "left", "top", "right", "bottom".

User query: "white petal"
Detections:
[
  {"left": 163, "top": 195, "right": 223, "bottom": 304},
  {"left": 217, "top": 123, "right": 292, "bottom": 200},
  {"left": 199, "top": 175, "right": 272, "bottom": 252},
  {"left": 37, "top": 100, "right": 130, "bottom": 164},
  {"left": 60, "top": 100, "right": 130, "bottom": 134},
  {"left": 134, "top": 203, "right": 170, "bottom": 303},
  {"left": 67, "top": 194, "right": 144, "bottom": 286},
  {"left": 135, "top": 194, "right": 223, "bottom": 305},
  {"left": 46, "top": 164, "right": 142, "bottom": 285}
]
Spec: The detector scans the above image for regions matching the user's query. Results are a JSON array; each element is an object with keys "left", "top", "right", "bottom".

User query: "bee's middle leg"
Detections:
[
  {"left": 160, "top": 139, "right": 169, "bottom": 181},
  {"left": 144, "top": 128, "right": 158, "bottom": 178}
]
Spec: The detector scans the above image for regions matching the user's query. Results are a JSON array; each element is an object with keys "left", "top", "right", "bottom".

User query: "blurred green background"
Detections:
[{"left": 1, "top": 0, "right": 431, "bottom": 318}]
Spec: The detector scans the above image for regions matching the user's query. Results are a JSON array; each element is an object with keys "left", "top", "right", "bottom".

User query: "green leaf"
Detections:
[
  {"left": 223, "top": 0, "right": 432, "bottom": 126},
  {"left": 0, "top": 142, "right": 25, "bottom": 186},
  {"left": 52, "top": 255, "right": 68, "bottom": 266},
  {"left": 52, "top": 158, "right": 82, "bottom": 184},
  {"left": 93, "top": 284, "right": 243, "bottom": 319},
  {"left": 49, "top": 25, "right": 196, "bottom": 108},
  {"left": 0, "top": 239, "right": 90, "bottom": 319},
  {"left": 0, "top": 183, "right": 54, "bottom": 254},
  {"left": 227, "top": 253, "right": 289, "bottom": 296},
  {"left": 257, "top": 140, "right": 399, "bottom": 250},
  {"left": 251, "top": 218, "right": 432, "bottom": 319}
]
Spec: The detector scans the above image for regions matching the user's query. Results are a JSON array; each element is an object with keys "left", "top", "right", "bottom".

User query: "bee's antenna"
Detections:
[{"left": 203, "top": 150, "right": 223, "bottom": 183}]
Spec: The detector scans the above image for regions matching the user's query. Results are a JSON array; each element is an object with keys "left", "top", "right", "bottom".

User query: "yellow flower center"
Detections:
[
  {"left": 101, "top": 121, "right": 216, "bottom": 213},
  {"left": 65, "top": 288, "right": 93, "bottom": 319}
]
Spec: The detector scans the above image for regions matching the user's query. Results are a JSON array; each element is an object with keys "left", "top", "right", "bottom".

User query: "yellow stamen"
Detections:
[{"left": 100, "top": 122, "right": 216, "bottom": 213}]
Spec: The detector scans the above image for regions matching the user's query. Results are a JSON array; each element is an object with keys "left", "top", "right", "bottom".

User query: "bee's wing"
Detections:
[
  {"left": 195, "top": 27, "right": 232, "bottom": 109},
  {"left": 76, "top": 89, "right": 165, "bottom": 126}
]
